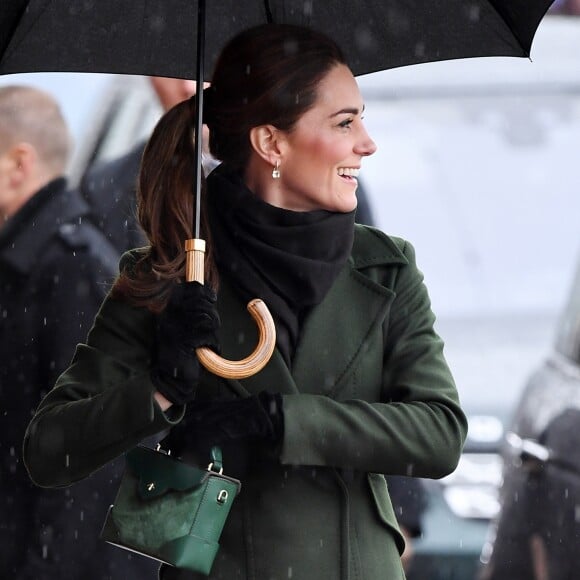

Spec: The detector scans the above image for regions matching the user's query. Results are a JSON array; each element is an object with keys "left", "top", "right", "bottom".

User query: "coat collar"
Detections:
[
  {"left": 0, "top": 178, "right": 91, "bottom": 275},
  {"left": 291, "top": 226, "right": 407, "bottom": 395},
  {"left": 216, "top": 225, "right": 408, "bottom": 397},
  {"left": 350, "top": 224, "right": 408, "bottom": 269}
]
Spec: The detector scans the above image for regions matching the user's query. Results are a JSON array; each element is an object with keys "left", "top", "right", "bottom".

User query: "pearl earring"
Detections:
[{"left": 272, "top": 160, "right": 281, "bottom": 179}]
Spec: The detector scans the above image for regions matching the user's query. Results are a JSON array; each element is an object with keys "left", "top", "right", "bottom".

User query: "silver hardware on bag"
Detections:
[
  {"left": 207, "top": 462, "right": 224, "bottom": 475},
  {"left": 217, "top": 490, "right": 229, "bottom": 504},
  {"left": 147, "top": 482, "right": 156, "bottom": 492}
]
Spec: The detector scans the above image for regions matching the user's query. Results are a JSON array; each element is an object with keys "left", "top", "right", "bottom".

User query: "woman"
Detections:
[{"left": 24, "top": 24, "right": 467, "bottom": 580}]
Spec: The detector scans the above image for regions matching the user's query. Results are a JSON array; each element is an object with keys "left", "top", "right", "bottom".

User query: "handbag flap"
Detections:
[{"left": 126, "top": 446, "right": 208, "bottom": 499}]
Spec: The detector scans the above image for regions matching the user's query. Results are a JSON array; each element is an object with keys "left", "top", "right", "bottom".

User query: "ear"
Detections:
[
  {"left": 248, "top": 124, "right": 284, "bottom": 166},
  {"left": 7, "top": 143, "right": 37, "bottom": 186}
]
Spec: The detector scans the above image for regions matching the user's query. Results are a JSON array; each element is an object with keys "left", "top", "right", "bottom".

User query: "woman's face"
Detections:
[{"left": 275, "top": 64, "right": 376, "bottom": 212}]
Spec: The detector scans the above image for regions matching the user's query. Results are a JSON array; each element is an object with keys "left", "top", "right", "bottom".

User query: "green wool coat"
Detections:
[{"left": 24, "top": 225, "right": 467, "bottom": 580}]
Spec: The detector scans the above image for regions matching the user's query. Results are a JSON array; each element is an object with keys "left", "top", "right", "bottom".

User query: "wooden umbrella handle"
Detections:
[{"left": 185, "top": 238, "right": 276, "bottom": 379}]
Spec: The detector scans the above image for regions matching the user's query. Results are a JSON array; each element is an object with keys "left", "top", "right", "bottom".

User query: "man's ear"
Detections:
[
  {"left": 249, "top": 124, "right": 284, "bottom": 166},
  {"left": 8, "top": 143, "right": 37, "bottom": 186}
]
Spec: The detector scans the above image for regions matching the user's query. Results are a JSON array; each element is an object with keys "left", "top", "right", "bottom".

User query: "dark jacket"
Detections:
[
  {"left": 24, "top": 224, "right": 467, "bottom": 580},
  {"left": 0, "top": 178, "right": 157, "bottom": 578},
  {"left": 80, "top": 143, "right": 147, "bottom": 255}
]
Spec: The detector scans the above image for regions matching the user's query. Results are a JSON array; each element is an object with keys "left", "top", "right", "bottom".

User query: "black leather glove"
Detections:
[
  {"left": 186, "top": 391, "right": 284, "bottom": 450},
  {"left": 151, "top": 282, "right": 220, "bottom": 406}
]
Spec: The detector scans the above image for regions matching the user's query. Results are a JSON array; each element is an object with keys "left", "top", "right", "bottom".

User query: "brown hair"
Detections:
[
  {"left": 206, "top": 24, "right": 346, "bottom": 169},
  {"left": 113, "top": 24, "right": 346, "bottom": 311}
]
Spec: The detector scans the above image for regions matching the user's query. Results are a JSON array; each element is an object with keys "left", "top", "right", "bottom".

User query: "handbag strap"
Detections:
[{"left": 208, "top": 446, "right": 223, "bottom": 473}]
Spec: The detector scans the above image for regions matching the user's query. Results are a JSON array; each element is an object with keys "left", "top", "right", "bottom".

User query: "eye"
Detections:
[{"left": 338, "top": 118, "right": 353, "bottom": 128}]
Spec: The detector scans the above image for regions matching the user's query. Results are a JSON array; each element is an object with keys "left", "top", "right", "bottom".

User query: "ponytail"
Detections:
[{"left": 111, "top": 99, "right": 217, "bottom": 313}]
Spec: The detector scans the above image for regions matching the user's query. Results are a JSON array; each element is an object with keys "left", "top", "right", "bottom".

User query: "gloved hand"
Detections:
[
  {"left": 186, "top": 391, "right": 285, "bottom": 450},
  {"left": 151, "top": 281, "right": 220, "bottom": 406}
]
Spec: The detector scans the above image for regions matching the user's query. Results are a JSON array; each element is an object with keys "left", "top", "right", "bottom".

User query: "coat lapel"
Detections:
[
  {"left": 291, "top": 227, "right": 408, "bottom": 397},
  {"left": 290, "top": 263, "right": 394, "bottom": 396}
]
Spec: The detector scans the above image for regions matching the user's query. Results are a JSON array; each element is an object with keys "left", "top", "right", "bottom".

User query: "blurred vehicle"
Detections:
[
  {"left": 478, "top": 253, "right": 580, "bottom": 579},
  {"left": 1, "top": 14, "right": 579, "bottom": 580}
]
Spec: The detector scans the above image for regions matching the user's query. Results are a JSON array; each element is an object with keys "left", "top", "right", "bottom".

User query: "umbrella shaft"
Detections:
[{"left": 193, "top": 0, "right": 206, "bottom": 239}]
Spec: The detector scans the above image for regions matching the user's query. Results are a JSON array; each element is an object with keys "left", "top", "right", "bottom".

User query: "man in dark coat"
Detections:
[{"left": 0, "top": 85, "right": 157, "bottom": 578}]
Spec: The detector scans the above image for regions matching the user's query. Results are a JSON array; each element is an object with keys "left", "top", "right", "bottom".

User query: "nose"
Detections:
[{"left": 355, "top": 124, "right": 377, "bottom": 157}]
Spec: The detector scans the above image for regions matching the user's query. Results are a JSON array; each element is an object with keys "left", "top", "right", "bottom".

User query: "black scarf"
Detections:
[{"left": 207, "top": 165, "right": 355, "bottom": 366}]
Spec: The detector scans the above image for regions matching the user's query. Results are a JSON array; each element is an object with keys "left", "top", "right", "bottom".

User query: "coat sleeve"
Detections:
[
  {"left": 280, "top": 241, "right": 468, "bottom": 479},
  {"left": 23, "top": 258, "right": 185, "bottom": 488}
]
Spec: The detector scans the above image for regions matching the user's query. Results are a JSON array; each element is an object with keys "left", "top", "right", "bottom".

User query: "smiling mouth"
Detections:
[{"left": 338, "top": 167, "right": 360, "bottom": 182}]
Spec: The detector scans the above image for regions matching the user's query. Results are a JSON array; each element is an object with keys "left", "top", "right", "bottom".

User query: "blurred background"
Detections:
[{"left": 1, "top": 9, "right": 579, "bottom": 580}]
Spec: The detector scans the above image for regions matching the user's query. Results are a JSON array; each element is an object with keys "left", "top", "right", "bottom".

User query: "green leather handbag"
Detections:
[{"left": 101, "top": 445, "right": 241, "bottom": 574}]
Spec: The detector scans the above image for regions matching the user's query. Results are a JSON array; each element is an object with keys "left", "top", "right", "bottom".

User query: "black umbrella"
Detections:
[
  {"left": 0, "top": 0, "right": 556, "bottom": 79},
  {"left": 0, "top": 0, "right": 556, "bottom": 377}
]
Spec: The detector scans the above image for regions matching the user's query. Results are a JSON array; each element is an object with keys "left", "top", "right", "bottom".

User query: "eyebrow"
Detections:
[{"left": 329, "top": 105, "right": 365, "bottom": 118}]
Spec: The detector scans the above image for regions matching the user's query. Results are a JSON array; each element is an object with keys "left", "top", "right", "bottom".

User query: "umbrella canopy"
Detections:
[{"left": 1, "top": 0, "right": 556, "bottom": 79}]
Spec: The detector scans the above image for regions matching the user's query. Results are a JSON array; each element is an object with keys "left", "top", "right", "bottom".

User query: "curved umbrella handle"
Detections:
[{"left": 185, "top": 238, "right": 276, "bottom": 379}]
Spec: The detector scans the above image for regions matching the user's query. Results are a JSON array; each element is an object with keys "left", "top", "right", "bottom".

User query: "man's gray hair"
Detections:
[{"left": 0, "top": 85, "right": 72, "bottom": 175}]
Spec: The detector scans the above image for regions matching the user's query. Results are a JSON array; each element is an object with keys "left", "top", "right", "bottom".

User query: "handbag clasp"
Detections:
[{"left": 207, "top": 462, "right": 224, "bottom": 475}]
